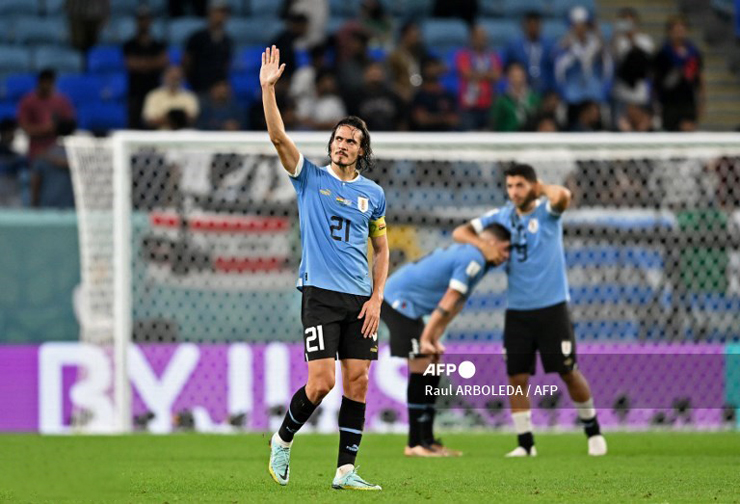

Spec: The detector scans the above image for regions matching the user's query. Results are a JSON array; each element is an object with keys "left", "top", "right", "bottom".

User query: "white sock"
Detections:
[
  {"left": 573, "top": 398, "right": 596, "bottom": 420},
  {"left": 336, "top": 464, "right": 354, "bottom": 478},
  {"left": 511, "top": 410, "right": 533, "bottom": 434},
  {"left": 273, "top": 431, "right": 292, "bottom": 448}
]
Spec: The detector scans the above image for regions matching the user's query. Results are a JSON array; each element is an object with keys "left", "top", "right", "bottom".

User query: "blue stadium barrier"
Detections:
[
  {"left": 33, "top": 46, "right": 82, "bottom": 73},
  {"left": 88, "top": 46, "right": 126, "bottom": 74}
]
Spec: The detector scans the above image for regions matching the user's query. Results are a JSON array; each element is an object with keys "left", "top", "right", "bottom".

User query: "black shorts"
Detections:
[
  {"left": 301, "top": 286, "right": 377, "bottom": 362},
  {"left": 380, "top": 300, "right": 426, "bottom": 359},
  {"left": 503, "top": 301, "right": 577, "bottom": 376}
]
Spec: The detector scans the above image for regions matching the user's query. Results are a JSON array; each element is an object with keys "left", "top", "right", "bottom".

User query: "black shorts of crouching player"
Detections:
[
  {"left": 503, "top": 301, "right": 578, "bottom": 376},
  {"left": 380, "top": 300, "right": 426, "bottom": 359},
  {"left": 301, "top": 286, "right": 379, "bottom": 361}
]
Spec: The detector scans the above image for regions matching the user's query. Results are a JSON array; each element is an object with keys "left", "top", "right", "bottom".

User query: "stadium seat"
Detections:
[
  {"left": 230, "top": 71, "right": 259, "bottom": 102},
  {"left": 33, "top": 46, "right": 83, "bottom": 73},
  {"left": 88, "top": 46, "right": 126, "bottom": 74},
  {"left": 41, "top": 0, "right": 66, "bottom": 16},
  {"left": 78, "top": 102, "right": 127, "bottom": 131},
  {"left": 100, "top": 72, "right": 128, "bottom": 101},
  {"left": 329, "top": 0, "right": 360, "bottom": 18},
  {"left": 542, "top": 20, "right": 568, "bottom": 42},
  {"left": 231, "top": 46, "right": 265, "bottom": 73},
  {"left": 2, "top": 73, "right": 36, "bottom": 101},
  {"left": 249, "top": 0, "right": 282, "bottom": 17},
  {"left": 57, "top": 74, "right": 104, "bottom": 107},
  {"left": 101, "top": 17, "right": 167, "bottom": 45},
  {"left": 169, "top": 17, "right": 204, "bottom": 46},
  {"left": 387, "top": 0, "right": 434, "bottom": 19},
  {"left": 0, "top": 101, "right": 17, "bottom": 120},
  {"left": 168, "top": 46, "right": 183, "bottom": 65},
  {"left": 501, "top": 0, "right": 544, "bottom": 18},
  {"left": 422, "top": 19, "right": 470, "bottom": 53},
  {"left": 13, "top": 17, "right": 68, "bottom": 44},
  {"left": 0, "top": 0, "right": 38, "bottom": 16},
  {"left": 0, "top": 46, "right": 33, "bottom": 74},
  {"left": 550, "top": 0, "right": 595, "bottom": 18},
  {"left": 110, "top": 0, "right": 138, "bottom": 16},
  {"left": 479, "top": 0, "right": 504, "bottom": 17},
  {"left": 478, "top": 19, "right": 519, "bottom": 47},
  {"left": 226, "top": 18, "right": 283, "bottom": 46}
]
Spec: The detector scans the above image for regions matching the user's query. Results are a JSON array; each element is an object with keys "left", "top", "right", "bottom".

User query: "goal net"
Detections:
[{"left": 66, "top": 132, "right": 740, "bottom": 434}]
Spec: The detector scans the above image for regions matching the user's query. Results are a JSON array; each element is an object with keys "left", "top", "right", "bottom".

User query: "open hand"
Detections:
[
  {"left": 260, "top": 45, "right": 286, "bottom": 87},
  {"left": 358, "top": 296, "right": 382, "bottom": 339}
]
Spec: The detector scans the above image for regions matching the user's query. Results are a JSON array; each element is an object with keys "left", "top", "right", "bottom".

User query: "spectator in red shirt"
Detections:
[
  {"left": 455, "top": 25, "right": 502, "bottom": 130},
  {"left": 17, "top": 69, "right": 75, "bottom": 161}
]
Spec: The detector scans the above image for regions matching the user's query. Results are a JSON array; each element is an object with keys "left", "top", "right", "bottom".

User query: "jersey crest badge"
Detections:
[
  {"left": 561, "top": 341, "right": 572, "bottom": 356},
  {"left": 528, "top": 218, "right": 539, "bottom": 234},
  {"left": 465, "top": 261, "right": 482, "bottom": 277},
  {"left": 358, "top": 197, "right": 369, "bottom": 213}
]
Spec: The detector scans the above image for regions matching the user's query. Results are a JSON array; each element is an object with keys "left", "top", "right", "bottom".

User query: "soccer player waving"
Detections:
[
  {"left": 453, "top": 164, "right": 607, "bottom": 457},
  {"left": 382, "top": 223, "right": 510, "bottom": 457},
  {"left": 261, "top": 46, "right": 389, "bottom": 490}
]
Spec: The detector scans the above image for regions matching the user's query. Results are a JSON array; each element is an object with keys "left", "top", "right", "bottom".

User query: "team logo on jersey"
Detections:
[
  {"left": 561, "top": 341, "right": 572, "bottom": 356},
  {"left": 465, "top": 261, "right": 482, "bottom": 277},
  {"left": 358, "top": 197, "right": 369, "bottom": 213},
  {"left": 528, "top": 218, "right": 539, "bottom": 234},
  {"left": 320, "top": 189, "right": 331, "bottom": 196}
]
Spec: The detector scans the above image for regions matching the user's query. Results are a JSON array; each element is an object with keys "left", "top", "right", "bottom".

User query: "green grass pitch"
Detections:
[{"left": 1, "top": 432, "right": 738, "bottom": 503}]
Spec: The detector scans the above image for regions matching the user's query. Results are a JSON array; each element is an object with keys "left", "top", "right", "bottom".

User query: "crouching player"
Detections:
[{"left": 380, "top": 223, "right": 510, "bottom": 457}]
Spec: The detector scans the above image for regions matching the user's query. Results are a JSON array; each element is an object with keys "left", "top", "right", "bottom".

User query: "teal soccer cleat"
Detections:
[
  {"left": 331, "top": 466, "right": 382, "bottom": 491},
  {"left": 268, "top": 432, "right": 291, "bottom": 486}
]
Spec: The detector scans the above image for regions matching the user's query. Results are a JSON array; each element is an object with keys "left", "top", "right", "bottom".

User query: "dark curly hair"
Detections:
[{"left": 327, "top": 116, "right": 374, "bottom": 172}]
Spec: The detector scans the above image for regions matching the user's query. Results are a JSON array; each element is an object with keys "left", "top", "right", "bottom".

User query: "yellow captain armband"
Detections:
[{"left": 369, "top": 216, "right": 387, "bottom": 238}]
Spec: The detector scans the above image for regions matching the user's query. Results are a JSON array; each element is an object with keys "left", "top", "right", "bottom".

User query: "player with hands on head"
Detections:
[{"left": 453, "top": 164, "right": 607, "bottom": 458}]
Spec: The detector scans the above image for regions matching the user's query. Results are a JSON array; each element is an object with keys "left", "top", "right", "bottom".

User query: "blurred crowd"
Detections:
[{"left": 0, "top": 0, "right": 715, "bottom": 208}]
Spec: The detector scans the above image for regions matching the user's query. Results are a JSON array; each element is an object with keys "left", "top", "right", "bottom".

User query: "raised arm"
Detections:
[
  {"left": 260, "top": 45, "right": 300, "bottom": 175},
  {"left": 419, "top": 288, "right": 465, "bottom": 355},
  {"left": 535, "top": 180, "right": 572, "bottom": 213},
  {"left": 452, "top": 222, "right": 509, "bottom": 263}
]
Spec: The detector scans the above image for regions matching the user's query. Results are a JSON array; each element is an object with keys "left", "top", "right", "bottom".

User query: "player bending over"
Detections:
[
  {"left": 453, "top": 164, "right": 607, "bottom": 457},
  {"left": 381, "top": 223, "right": 510, "bottom": 457},
  {"left": 261, "top": 45, "right": 390, "bottom": 490}
]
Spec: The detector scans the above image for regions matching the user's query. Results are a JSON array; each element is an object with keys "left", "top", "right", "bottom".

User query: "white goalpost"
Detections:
[{"left": 67, "top": 131, "right": 740, "bottom": 433}]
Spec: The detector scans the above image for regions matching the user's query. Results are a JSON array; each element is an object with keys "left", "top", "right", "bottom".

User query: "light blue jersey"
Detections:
[
  {"left": 472, "top": 199, "right": 569, "bottom": 310},
  {"left": 290, "top": 154, "right": 387, "bottom": 296},
  {"left": 385, "top": 244, "right": 493, "bottom": 319}
]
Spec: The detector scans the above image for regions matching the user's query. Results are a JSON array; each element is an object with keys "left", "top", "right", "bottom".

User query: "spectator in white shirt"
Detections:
[{"left": 142, "top": 65, "right": 199, "bottom": 129}]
